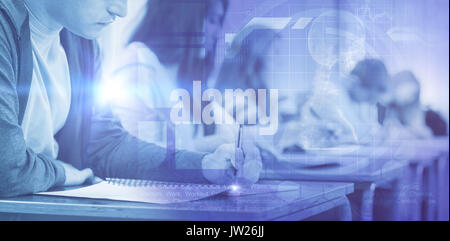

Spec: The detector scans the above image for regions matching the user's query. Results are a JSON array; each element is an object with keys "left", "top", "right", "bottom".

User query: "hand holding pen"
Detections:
[
  {"left": 201, "top": 125, "right": 263, "bottom": 187},
  {"left": 233, "top": 124, "right": 245, "bottom": 186},
  {"left": 232, "top": 125, "right": 262, "bottom": 187}
]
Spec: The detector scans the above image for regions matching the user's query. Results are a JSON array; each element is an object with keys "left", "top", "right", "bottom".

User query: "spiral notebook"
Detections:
[{"left": 37, "top": 178, "right": 299, "bottom": 204}]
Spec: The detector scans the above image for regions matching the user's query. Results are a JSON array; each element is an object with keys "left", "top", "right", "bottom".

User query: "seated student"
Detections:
[
  {"left": 200, "top": 26, "right": 307, "bottom": 155},
  {"left": 383, "top": 71, "right": 447, "bottom": 139},
  {"left": 0, "top": 0, "right": 262, "bottom": 198},
  {"left": 298, "top": 58, "right": 391, "bottom": 147},
  {"left": 206, "top": 27, "right": 283, "bottom": 152},
  {"left": 107, "top": 0, "right": 229, "bottom": 151},
  {"left": 345, "top": 59, "right": 391, "bottom": 138},
  {"left": 201, "top": 25, "right": 315, "bottom": 157},
  {"left": 216, "top": 27, "right": 280, "bottom": 92}
]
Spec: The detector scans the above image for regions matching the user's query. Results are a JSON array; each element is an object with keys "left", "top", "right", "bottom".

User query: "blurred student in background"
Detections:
[
  {"left": 106, "top": 0, "right": 262, "bottom": 185},
  {"left": 107, "top": 0, "right": 229, "bottom": 150},
  {"left": 298, "top": 58, "right": 391, "bottom": 148},
  {"left": 202, "top": 26, "right": 314, "bottom": 156},
  {"left": 216, "top": 27, "right": 280, "bottom": 93},
  {"left": 341, "top": 58, "right": 391, "bottom": 143},
  {"left": 197, "top": 27, "right": 283, "bottom": 152},
  {"left": 383, "top": 71, "right": 448, "bottom": 139}
]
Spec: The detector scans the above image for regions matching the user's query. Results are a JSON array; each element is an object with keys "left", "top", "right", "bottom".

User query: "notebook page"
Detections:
[
  {"left": 37, "top": 181, "right": 229, "bottom": 204},
  {"left": 37, "top": 180, "right": 301, "bottom": 204}
]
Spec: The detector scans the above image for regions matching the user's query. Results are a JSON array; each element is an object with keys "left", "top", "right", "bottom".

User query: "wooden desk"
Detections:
[
  {"left": 400, "top": 138, "right": 449, "bottom": 221},
  {"left": 261, "top": 138, "right": 449, "bottom": 221},
  {"left": 0, "top": 181, "right": 353, "bottom": 221},
  {"left": 262, "top": 156, "right": 406, "bottom": 184},
  {"left": 262, "top": 155, "right": 407, "bottom": 221},
  {"left": 373, "top": 138, "right": 449, "bottom": 220}
]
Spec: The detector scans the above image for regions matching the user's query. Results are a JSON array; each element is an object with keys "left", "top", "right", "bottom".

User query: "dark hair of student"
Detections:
[
  {"left": 129, "top": 0, "right": 229, "bottom": 93},
  {"left": 215, "top": 27, "right": 281, "bottom": 91},
  {"left": 350, "top": 58, "right": 389, "bottom": 93},
  {"left": 208, "top": 27, "right": 280, "bottom": 134}
]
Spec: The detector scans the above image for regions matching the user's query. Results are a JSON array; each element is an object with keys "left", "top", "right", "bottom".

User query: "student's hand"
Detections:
[
  {"left": 201, "top": 143, "right": 263, "bottom": 185},
  {"left": 57, "top": 161, "right": 95, "bottom": 186}
]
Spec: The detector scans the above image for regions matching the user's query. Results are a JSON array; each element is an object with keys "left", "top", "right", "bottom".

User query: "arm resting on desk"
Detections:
[
  {"left": 0, "top": 27, "right": 65, "bottom": 198},
  {"left": 86, "top": 108, "right": 209, "bottom": 183}
]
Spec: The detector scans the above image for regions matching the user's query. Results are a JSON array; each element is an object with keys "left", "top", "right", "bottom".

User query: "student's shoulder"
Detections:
[
  {"left": 0, "top": 6, "right": 15, "bottom": 43},
  {"left": 0, "top": 6, "right": 18, "bottom": 62},
  {"left": 121, "top": 42, "right": 161, "bottom": 68},
  {"left": 112, "top": 42, "right": 161, "bottom": 84},
  {"left": 0, "top": 0, "right": 26, "bottom": 39}
]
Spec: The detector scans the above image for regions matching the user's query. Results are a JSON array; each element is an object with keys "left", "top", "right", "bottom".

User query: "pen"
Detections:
[
  {"left": 237, "top": 124, "right": 242, "bottom": 149},
  {"left": 235, "top": 124, "right": 243, "bottom": 184},
  {"left": 228, "top": 124, "right": 244, "bottom": 195}
]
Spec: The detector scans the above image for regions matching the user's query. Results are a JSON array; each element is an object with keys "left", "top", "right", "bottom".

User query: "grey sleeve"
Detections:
[
  {"left": 86, "top": 107, "right": 210, "bottom": 183},
  {"left": 0, "top": 22, "right": 65, "bottom": 198}
]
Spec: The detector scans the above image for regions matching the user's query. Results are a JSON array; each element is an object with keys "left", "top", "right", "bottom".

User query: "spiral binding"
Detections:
[{"left": 105, "top": 178, "right": 226, "bottom": 189}]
